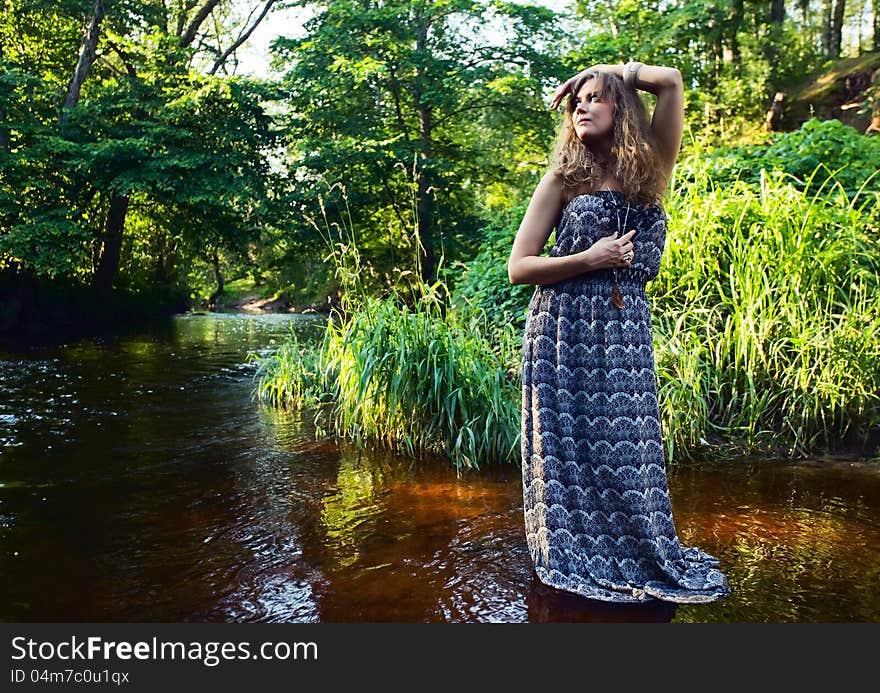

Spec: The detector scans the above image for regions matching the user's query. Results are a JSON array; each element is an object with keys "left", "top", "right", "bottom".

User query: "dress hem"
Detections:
[{"left": 533, "top": 565, "right": 730, "bottom": 605}]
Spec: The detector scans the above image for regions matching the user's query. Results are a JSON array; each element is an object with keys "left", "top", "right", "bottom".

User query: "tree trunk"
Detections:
[
  {"left": 414, "top": 20, "right": 435, "bottom": 286},
  {"left": 830, "top": 0, "right": 846, "bottom": 57},
  {"left": 770, "top": 0, "right": 785, "bottom": 22},
  {"left": 207, "top": 251, "right": 224, "bottom": 309},
  {"left": 179, "top": 0, "right": 222, "bottom": 48},
  {"left": 856, "top": 1, "right": 863, "bottom": 54},
  {"left": 762, "top": 0, "right": 785, "bottom": 67},
  {"left": 822, "top": 0, "right": 833, "bottom": 57},
  {"left": 416, "top": 161, "right": 435, "bottom": 286},
  {"left": 61, "top": 0, "right": 106, "bottom": 124},
  {"left": 603, "top": 0, "right": 619, "bottom": 39},
  {"left": 93, "top": 194, "right": 129, "bottom": 292},
  {"left": 0, "top": 44, "right": 9, "bottom": 152},
  {"left": 799, "top": 0, "right": 809, "bottom": 24},
  {"left": 0, "top": 103, "right": 8, "bottom": 152},
  {"left": 765, "top": 91, "right": 786, "bottom": 131},
  {"left": 725, "top": 0, "right": 744, "bottom": 64},
  {"left": 874, "top": 0, "right": 879, "bottom": 51}
]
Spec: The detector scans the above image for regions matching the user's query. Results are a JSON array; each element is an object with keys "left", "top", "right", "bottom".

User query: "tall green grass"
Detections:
[
  {"left": 251, "top": 182, "right": 520, "bottom": 471},
  {"left": 253, "top": 288, "right": 520, "bottom": 471},
  {"left": 652, "top": 157, "right": 880, "bottom": 462},
  {"left": 253, "top": 160, "right": 880, "bottom": 469}
]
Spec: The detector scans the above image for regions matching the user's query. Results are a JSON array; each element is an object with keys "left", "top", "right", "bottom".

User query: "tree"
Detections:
[
  {"left": 0, "top": 0, "right": 281, "bottom": 296},
  {"left": 274, "top": 0, "right": 565, "bottom": 285},
  {"left": 819, "top": 0, "right": 849, "bottom": 58}
]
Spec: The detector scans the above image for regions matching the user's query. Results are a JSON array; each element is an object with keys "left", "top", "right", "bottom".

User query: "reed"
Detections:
[
  {"left": 254, "top": 158, "right": 880, "bottom": 468},
  {"left": 253, "top": 287, "right": 520, "bottom": 470},
  {"left": 251, "top": 178, "right": 520, "bottom": 470},
  {"left": 652, "top": 156, "right": 880, "bottom": 461}
]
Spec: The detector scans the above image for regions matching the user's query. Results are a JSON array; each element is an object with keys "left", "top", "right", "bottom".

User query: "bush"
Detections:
[
  {"left": 448, "top": 202, "right": 535, "bottom": 332},
  {"left": 252, "top": 286, "right": 520, "bottom": 470},
  {"left": 679, "top": 118, "right": 880, "bottom": 197}
]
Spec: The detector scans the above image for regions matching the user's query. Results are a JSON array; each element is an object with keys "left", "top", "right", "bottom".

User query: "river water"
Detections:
[{"left": 1, "top": 313, "right": 878, "bottom": 622}]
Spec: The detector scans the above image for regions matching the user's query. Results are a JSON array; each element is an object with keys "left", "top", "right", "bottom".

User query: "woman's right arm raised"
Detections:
[{"left": 507, "top": 172, "right": 634, "bottom": 285}]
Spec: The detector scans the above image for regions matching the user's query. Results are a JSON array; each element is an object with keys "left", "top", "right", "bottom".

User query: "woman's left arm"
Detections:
[{"left": 551, "top": 62, "right": 685, "bottom": 176}]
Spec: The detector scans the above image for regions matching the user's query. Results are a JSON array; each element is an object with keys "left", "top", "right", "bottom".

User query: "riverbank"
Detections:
[
  {"left": 0, "top": 270, "right": 189, "bottom": 347},
  {"left": 206, "top": 276, "right": 338, "bottom": 315},
  {"left": 217, "top": 293, "right": 333, "bottom": 315}
]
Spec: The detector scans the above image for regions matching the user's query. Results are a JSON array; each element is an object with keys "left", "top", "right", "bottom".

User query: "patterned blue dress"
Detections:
[{"left": 521, "top": 190, "right": 729, "bottom": 603}]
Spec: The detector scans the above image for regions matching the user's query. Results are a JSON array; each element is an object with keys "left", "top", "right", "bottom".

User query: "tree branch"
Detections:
[
  {"left": 61, "top": 0, "right": 106, "bottom": 123},
  {"left": 387, "top": 64, "right": 410, "bottom": 136},
  {"left": 176, "top": 1, "right": 200, "bottom": 37},
  {"left": 104, "top": 39, "right": 138, "bottom": 78},
  {"left": 179, "top": 0, "right": 222, "bottom": 48},
  {"left": 210, "top": 0, "right": 278, "bottom": 75}
]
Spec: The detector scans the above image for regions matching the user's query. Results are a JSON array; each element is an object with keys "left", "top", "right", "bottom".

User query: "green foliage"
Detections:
[
  {"left": 274, "top": 0, "right": 566, "bottom": 281},
  {"left": 572, "top": 1, "right": 825, "bottom": 145},
  {"left": 448, "top": 202, "right": 534, "bottom": 331},
  {"left": 652, "top": 158, "right": 880, "bottom": 461},
  {"left": 0, "top": 0, "right": 281, "bottom": 300},
  {"left": 679, "top": 118, "right": 880, "bottom": 196}
]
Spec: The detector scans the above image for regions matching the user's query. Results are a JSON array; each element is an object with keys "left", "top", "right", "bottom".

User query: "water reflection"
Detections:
[
  {"left": 525, "top": 575, "right": 678, "bottom": 622},
  {"left": 1, "top": 313, "right": 878, "bottom": 622}
]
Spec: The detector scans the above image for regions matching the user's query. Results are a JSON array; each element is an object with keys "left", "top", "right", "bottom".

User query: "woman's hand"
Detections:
[
  {"left": 550, "top": 61, "right": 684, "bottom": 177},
  {"left": 550, "top": 64, "right": 614, "bottom": 110},
  {"left": 585, "top": 229, "right": 636, "bottom": 269}
]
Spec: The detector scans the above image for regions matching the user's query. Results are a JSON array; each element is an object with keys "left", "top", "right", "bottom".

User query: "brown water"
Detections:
[{"left": 1, "top": 313, "right": 878, "bottom": 623}]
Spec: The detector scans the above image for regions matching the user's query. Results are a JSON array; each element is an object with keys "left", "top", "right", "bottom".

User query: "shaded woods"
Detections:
[{"left": 1, "top": 0, "right": 280, "bottom": 338}]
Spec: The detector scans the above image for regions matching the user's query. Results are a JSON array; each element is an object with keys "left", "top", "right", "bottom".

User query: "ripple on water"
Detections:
[{"left": 2, "top": 314, "right": 879, "bottom": 623}]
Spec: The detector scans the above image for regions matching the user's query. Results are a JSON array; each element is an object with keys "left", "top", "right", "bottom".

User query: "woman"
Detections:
[{"left": 508, "top": 61, "right": 729, "bottom": 603}]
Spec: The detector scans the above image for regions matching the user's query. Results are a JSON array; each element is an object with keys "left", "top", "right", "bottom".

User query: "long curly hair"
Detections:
[{"left": 551, "top": 70, "right": 668, "bottom": 206}]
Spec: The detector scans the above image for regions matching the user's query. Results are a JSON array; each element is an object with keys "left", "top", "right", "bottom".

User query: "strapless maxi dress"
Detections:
[{"left": 520, "top": 190, "right": 729, "bottom": 603}]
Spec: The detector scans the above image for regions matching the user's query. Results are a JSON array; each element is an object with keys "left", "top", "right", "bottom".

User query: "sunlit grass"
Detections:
[
  {"left": 253, "top": 160, "right": 880, "bottom": 469},
  {"left": 653, "top": 157, "right": 880, "bottom": 462}
]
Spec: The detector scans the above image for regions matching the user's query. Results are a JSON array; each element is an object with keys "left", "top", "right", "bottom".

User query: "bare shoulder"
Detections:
[
  {"left": 532, "top": 170, "right": 566, "bottom": 209},
  {"left": 538, "top": 169, "right": 564, "bottom": 194},
  {"left": 510, "top": 170, "right": 567, "bottom": 257}
]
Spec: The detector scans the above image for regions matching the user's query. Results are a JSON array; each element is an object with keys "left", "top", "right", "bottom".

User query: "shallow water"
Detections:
[{"left": 1, "top": 313, "right": 878, "bottom": 622}]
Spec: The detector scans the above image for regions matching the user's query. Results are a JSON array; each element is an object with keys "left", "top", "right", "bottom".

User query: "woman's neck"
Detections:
[
  {"left": 592, "top": 150, "right": 616, "bottom": 182},
  {"left": 584, "top": 136, "right": 613, "bottom": 161}
]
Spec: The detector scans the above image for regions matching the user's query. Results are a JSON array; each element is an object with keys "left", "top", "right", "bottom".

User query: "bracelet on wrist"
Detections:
[{"left": 623, "top": 61, "right": 644, "bottom": 88}]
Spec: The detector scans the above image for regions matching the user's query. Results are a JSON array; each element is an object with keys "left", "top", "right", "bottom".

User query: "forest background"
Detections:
[{"left": 2, "top": 0, "right": 879, "bottom": 467}]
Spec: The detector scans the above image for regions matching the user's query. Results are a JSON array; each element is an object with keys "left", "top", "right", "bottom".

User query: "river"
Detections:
[{"left": 1, "top": 313, "right": 878, "bottom": 622}]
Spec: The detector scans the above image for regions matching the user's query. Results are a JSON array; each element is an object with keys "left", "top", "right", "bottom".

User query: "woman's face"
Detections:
[{"left": 571, "top": 77, "right": 615, "bottom": 143}]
